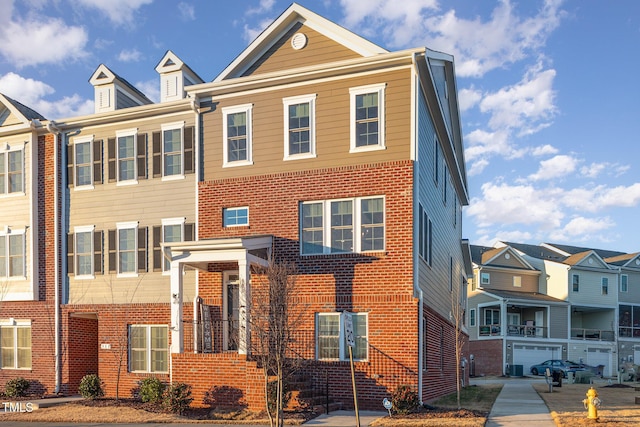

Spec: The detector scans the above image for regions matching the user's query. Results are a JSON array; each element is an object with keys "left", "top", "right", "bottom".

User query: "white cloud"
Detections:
[
  {"left": 117, "top": 48, "right": 143, "bottom": 62},
  {"left": 243, "top": 19, "right": 273, "bottom": 43},
  {"left": 246, "top": 0, "right": 276, "bottom": 15},
  {"left": 561, "top": 216, "right": 614, "bottom": 237},
  {"left": 480, "top": 63, "right": 557, "bottom": 134},
  {"left": 0, "top": 16, "right": 88, "bottom": 67},
  {"left": 178, "top": 2, "right": 195, "bottom": 21},
  {"left": 531, "top": 144, "right": 558, "bottom": 156},
  {"left": 458, "top": 87, "right": 482, "bottom": 112},
  {"left": 76, "top": 0, "right": 153, "bottom": 25},
  {"left": 0, "top": 72, "right": 92, "bottom": 119},
  {"left": 135, "top": 79, "right": 160, "bottom": 103},
  {"left": 528, "top": 154, "right": 577, "bottom": 181}
]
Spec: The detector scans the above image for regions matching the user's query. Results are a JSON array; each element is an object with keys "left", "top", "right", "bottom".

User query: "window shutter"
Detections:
[
  {"left": 93, "top": 139, "right": 103, "bottom": 184},
  {"left": 184, "top": 126, "right": 194, "bottom": 174},
  {"left": 152, "top": 131, "right": 162, "bottom": 178},
  {"left": 108, "top": 229, "right": 117, "bottom": 273},
  {"left": 94, "top": 230, "right": 103, "bottom": 275},
  {"left": 107, "top": 138, "right": 116, "bottom": 182},
  {"left": 185, "top": 223, "right": 195, "bottom": 241},
  {"left": 67, "top": 145, "right": 74, "bottom": 188},
  {"left": 153, "top": 226, "right": 162, "bottom": 272},
  {"left": 137, "top": 133, "right": 147, "bottom": 179},
  {"left": 138, "top": 226, "right": 148, "bottom": 273},
  {"left": 67, "top": 233, "right": 74, "bottom": 275}
]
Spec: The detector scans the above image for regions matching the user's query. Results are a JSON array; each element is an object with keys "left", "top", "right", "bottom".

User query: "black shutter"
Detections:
[
  {"left": 152, "top": 131, "right": 162, "bottom": 178},
  {"left": 138, "top": 227, "right": 148, "bottom": 273},
  {"left": 67, "top": 233, "right": 74, "bottom": 275},
  {"left": 137, "top": 133, "right": 147, "bottom": 179},
  {"left": 93, "top": 139, "right": 103, "bottom": 184},
  {"left": 94, "top": 230, "right": 103, "bottom": 275},
  {"left": 67, "top": 144, "right": 74, "bottom": 188},
  {"left": 153, "top": 226, "right": 162, "bottom": 272},
  {"left": 107, "top": 138, "right": 116, "bottom": 182},
  {"left": 108, "top": 229, "right": 117, "bottom": 273},
  {"left": 185, "top": 223, "right": 195, "bottom": 241},
  {"left": 184, "top": 126, "right": 194, "bottom": 174}
]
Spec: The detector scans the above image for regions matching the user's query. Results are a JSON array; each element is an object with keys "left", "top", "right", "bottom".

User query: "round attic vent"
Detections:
[
  {"left": 505, "top": 253, "right": 510, "bottom": 260},
  {"left": 588, "top": 258, "right": 593, "bottom": 264},
  {"left": 636, "top": 259, "right": 640, "bottom": 265},
  {"left": 291, "top": 33, "right": 308, "bottom": 50}
]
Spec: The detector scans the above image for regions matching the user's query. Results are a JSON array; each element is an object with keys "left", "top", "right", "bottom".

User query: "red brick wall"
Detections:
[
  {"left": 67, "top": 316, "right": 98, "bottom": 392},
  {"left": 468, "top": 339, "right": 503, "bottom": 377}
]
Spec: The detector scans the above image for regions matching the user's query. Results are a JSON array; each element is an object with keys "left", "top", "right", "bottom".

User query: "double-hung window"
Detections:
[
  {"left": 69, "top": 137, "right": 102, "bottom": 189},
  {"left": 0, "top": 147, "right": 24, "bottom": 195},
  {"left": 316, "top": 312, "right": 367, "bottom": 361},
  {"left": 0, "top": 230, "right": 25, "bottom": 279},
  {"left": 223, "top": 104, "right": 253, "bottom": 167},
  {"left": 480, "top": 272, "right": 490, "bottom": 286},
  {"left": 621, "top": 275, "right": 628, "bottom": 293},
  {"left": 152, "top": 122, "right": 194, "bottom": 179},
  {"left": 75, "top": 226, "right": 94, "bottom": 277},
  {"left": 152, "top": 219, "right": 193, "bottom": 273},
  {"left": 163, "top": 123, "right": 183, "bottom": 177},
  {"left": 572, "top": 274, "right": 579, "bottom": 292},
  {"left": 162, "top": 218, "right": 182, "bottom": 272},
  {"left": 602, "top": 277, "right": 609, "bottom": 295},
  {"left": 109, "top": 129, "right": 146, "bottom": 183},
  {"left": 301, "top": 196, "right": 385, "bottom": 255},
  {"left": 0, "top": 322, "right": 31, "bottom": 369},
  {"left": 283, "top": 94, "right": 316, "bottom": 159},
  {"left": 129, "top": 325, "right": 168, "bottom": 373},
  {"left": 418, "top": 204, "right": 432, "bottom": 265},
  {"left": 117, "top": 130, "right": 136, "bottom": 182},
  {"left": 350, "top": 84, "right": 385, "bottom": 152},
  {"left": 109, "top": 222, "right": 147, "bottom": 276}
]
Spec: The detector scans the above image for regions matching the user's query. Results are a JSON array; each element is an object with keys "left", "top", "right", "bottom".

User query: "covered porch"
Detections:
[{"left": 164, "top": 235, "right": 272, "bottom": 355}]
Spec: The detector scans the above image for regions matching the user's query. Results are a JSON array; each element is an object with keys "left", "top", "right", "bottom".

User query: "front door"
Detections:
[{"left": 223, "top": 271, "right": 240, "bottom": 351}]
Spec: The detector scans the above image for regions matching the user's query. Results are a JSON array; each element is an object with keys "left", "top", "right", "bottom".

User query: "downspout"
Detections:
[
  {"left": 47, "top": 121, "right": 61, "bottom": 394},
  {"left": 190, "top": 96, "right": 200, "bottom": 355},
  {"left": 418, "top": 290, "right": 424, "bottom": 403},
  {"left": 502, "top": 298, "right": 508, "bottom": 376}
]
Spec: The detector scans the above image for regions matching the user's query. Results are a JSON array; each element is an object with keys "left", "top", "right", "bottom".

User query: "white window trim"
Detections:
[
  {"left": 115, "top": 128, "right": 138, "bottom": 186},
  {"left": 72, "top": 135, "right": 95, "bottom": 190},
  {"left": 480, "top": 272, "right": 490, "bottom": 286},
  {"left": 223, "top": 207, "right": 249, "bottom": 228},
  {"left": 0, "top": 319, "right": 31, "bottom": 370},
  {"left": 161, "top": 121, "right": 185, "bottom": 181},
  {"left": 129, "top": 324, "right": 168, "bottom": 373},
  {"left": 283, "top": 94, "right": 317, "bottom": 160},
  {"left": 469, "top": 308, "right": 476, "bottom": 327},
  {"left": 161, "top": 218, "right": 184, "bottom": 274},
  {"left": 621, "top": 274, "right": 629, "bottom": 293},
  {"left": 0, "top": 143, "right": 26, "bottom": 197},
  {"left": 74, "top": 225, "right": 95, "bottom": 279},
  {"left": 316, "top": 312, "right": 368, "bottom": 362},
  {"left": 349, "top": 83, "right": 386, "bottom": 153},
  {"left": 513, "top": 276, "right": 522, "bottom": 288},
  {"left": 300, "top": 196, "right": 385, "bottom": 255},
  {"left": 222, "top": 104, "right": 253, "bottom": 168},
  {"left": 116, "top": 221, "right": 138, "bottom": 278},
  {"left": 0, "top": 228, "right": 26, "bottom": 280},
  {"left": 602, "top": 277, "right": 609, "bottom": 295}
]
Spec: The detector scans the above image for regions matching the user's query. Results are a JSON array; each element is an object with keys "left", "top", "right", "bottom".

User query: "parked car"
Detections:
[{"left": 529, "top": 360, "right": 586, "bottom": 377}]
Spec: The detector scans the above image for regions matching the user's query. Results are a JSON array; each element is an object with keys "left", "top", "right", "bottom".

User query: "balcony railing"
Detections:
[
  {"left": 479, "top": 324, "right": 548, "bottom": 338},
  {"left": 571, "top": 328, "right": 614, "bottom": 342}
]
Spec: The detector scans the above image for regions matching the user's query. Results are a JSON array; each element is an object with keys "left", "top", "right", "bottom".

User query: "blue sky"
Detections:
[{"left": 1, "top": 0, "right": 639, "bottom": 253}]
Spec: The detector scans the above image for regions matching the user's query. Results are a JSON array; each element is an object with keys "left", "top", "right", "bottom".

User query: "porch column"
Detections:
[
  {"left": 238, "top": 258, "right": 250, "bottom": 355},
  {"left": 170, "top": 261, "right": 184, "bottom": 353}
]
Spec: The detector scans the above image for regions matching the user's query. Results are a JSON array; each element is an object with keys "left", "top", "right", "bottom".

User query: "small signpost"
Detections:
[
  {"left": 343, "top": 312, "right": 360, "bottom": 427},
  {"left": 383, "top": 397, "right": 393, "bottom": 417}
]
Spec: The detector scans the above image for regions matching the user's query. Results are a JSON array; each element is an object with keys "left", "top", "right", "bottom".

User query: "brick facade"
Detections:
[{"left": 468, "top": 339, "right": 503, "bottom": 377}]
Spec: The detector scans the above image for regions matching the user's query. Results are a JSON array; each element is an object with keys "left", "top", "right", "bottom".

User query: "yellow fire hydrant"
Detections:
[{"left": 582, "top": 387, "right": 601, "bottom": 420}]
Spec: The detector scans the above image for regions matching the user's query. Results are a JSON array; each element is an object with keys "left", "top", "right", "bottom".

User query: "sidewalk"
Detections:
[
  {"left": 303, "top": 410, "right": 386, "bottom": 426},
  {"left": 485, "top": 380, "right": 555, "bottom": 426}
]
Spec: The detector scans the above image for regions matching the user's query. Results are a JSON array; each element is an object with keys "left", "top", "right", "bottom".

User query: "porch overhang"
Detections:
[{"left": 164, "top": 235, "right": 272, "bottom": 356}]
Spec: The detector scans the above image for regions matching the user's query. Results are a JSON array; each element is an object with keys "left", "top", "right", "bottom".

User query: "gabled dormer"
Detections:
[
  {"left": 564, "top": 250, "right": 611, "bottom": 270},
  {"left": 155, "top": 51, "right": 204, "bottom": 103},
  {"left": 89, "top": 64, "right": 152, "bottom": 113},
  {"left": 0, "top": 94, "right": 45, "bottom": 129}
]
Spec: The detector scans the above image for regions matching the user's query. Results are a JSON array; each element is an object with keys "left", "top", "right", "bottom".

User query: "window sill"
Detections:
[
  {"left": 161, "top": 174, "right": 186, "bottom": 182},
  {"left": 223, "top": 160, "right": 253, "bottom": 168},
  {"left": 349, "top": 145, "right": 386, "bottom": 154},
  {"left": 283, "top": 153, "right": 317, "bottom": 161},
  {"left": 116, "top": 180, "right": 138, "bottom": 187},
  {"left": 117, "top": 273, "right": 139, "bottom": 279},
  {"left": 73, "top": 184, "right": 95, "bottom": 191}
]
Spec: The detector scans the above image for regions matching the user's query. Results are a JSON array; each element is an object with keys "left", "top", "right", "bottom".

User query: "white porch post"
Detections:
[
  {"left": 238, "top": 258, "right": 250, "bottom": 355},
  {"left": 170, "top": 261, "right": 184, "bottom": 354}
]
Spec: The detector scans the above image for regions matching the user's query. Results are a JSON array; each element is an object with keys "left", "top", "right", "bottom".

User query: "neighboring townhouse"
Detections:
[
  {"left": 467, "top": 245, "right": 569, "bottom": 377},
  {"left": 167, "top": 3, "right": 471, "bottom": 408},
  {"left": 604, "top": 252, "right": 640, "bottom": 363},
  {"left": 0, "top": 95, "right": 59, "bottom": 393},
  {"left": 56, "top": 54, "right": 203, "bottom": 394},
  {"left": 0, "top": 3, "right": 471, "bottom": 410}
]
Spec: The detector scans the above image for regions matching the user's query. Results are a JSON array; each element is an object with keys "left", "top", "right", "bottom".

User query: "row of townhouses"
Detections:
[
  {"left": 0, "top": 4, "right": 471, "bottom": 409},
  {"left": 468, "top": 241, "right": 640, "bottom": 378}
]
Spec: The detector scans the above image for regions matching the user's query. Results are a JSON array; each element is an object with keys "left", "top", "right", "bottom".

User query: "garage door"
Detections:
[
  {"left": 587, "top": 348, "right": 612, "bottom": 377},
  {"left": 514, "top": 344, "right": 562, "bottom": 375}
]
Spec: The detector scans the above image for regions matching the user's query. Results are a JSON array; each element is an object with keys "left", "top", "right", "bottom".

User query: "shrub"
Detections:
[
  {"left": 138, "top": 377, "right": 165, "bottom": 403},
  {"left": 391, "top": 384, "right": 419, "bottom": 414},
  {"left": 163, "top": 382, "right": 193, "bottom": 414},
  {"left": 5, "top": 377, "right": 30, "bottom": 398},
  {"left": 267, "top": 379, "right": 291, "bottom": 414},
  {"left": 78, "top": 374, "right": 104, "bottom": 399}
]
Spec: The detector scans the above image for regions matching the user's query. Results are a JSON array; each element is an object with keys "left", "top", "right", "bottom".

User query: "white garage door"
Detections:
[
  {"left": 587, "top": 348, "right": 612, "bottom": 377},
  {"left": 514, "top": 344, "right": 562, "bottom": 375}
]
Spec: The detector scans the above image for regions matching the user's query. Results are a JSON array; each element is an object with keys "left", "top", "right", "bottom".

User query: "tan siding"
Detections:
[
  {"left": 244, "top": 23, "right": 362, "bottom": 76},
  {"left": 203, "top": 68, "right": 412, "bottom": 180},
  {"left": 479, "top": 270, "right": 538, "bottom": 293},
  {"left": 493, "top": 253, "right": 530, "bottom": 269}
]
